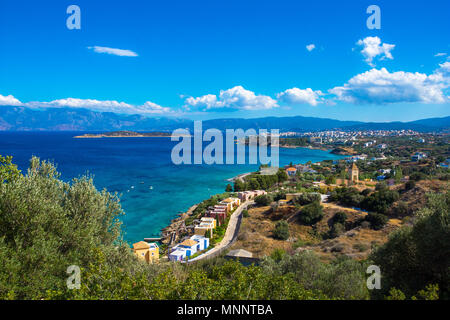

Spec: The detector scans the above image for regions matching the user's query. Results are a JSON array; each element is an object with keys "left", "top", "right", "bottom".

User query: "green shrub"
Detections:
[
  {"left": 329, "top": 187, "right": 364, "bottom": 207},
  {"left": 361, "top": 189, "right": 399, "bottom": 214},
  {"left": 371, "top": 193, "right": 450, "bottom": 299},
  {"left": 329, "top": 223, "right": 345, "bottom": 238},
  {"left": 365, "top": 212, "right": 388, "bottom": 230},
  {"left": 254, "top": 194, "right": 273, "bottom": 206},
  {"left": 325, "top": 176, "right": 336, "bottom": 185},
  {"left": 353, "top": 243, "right": 369, "bottom": 252},
  {"left": 392, "top": 201, "right": 408, "bottom": 216},
  {"left": 270, "top": 248, "right": 287, "bottom": 262},
  {"left": 333, "top": 211, "right": 347, "bottom": 225},
  {"left": 293, "top": 193, "right": 321, "bottom": 205},
  {"left": 260, "top": 251, "right": 370, "bottom": 300},
  {"left": 410, "top": 172, "right": 426, "bottom": 181},
  {"left": 298, "top": 202, "right": 324, "bottom": 225},
  {"left": 404, "top": 180, "right": 416, "bottom": 191},
  {"left": 273, "top": 191, "right": 286, "bottom": 201},
  {"left": 0, "top": 156, "right": 133, "bottom": 299},
  {"left": 375, "top": 181, "right": 388, "bottom": 191},
  {"left": 273, "top": 220, "right": 290, "bottom": 240}
]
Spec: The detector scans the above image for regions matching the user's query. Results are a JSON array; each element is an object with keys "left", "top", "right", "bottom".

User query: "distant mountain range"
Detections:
[
  {"left": 0, "top": 106, "right": 191, "bottom": 132},
  {"left": 0, "top": 106, "right": 449, "bottom": 132}
]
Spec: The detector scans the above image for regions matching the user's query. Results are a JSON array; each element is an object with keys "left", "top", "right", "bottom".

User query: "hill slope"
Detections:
[{"left": 0, "top": 106, "right": 448, "bottom": 132}]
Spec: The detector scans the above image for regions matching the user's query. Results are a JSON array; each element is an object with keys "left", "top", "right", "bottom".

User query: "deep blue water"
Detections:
[{"left": 0, "top": 132, "right": 344, "bottom": 242}]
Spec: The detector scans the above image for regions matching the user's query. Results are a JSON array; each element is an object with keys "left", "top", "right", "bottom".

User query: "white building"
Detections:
[
  {"left": 168, "top": 235, "right": 210, "bottom": 262},
  {"left": 412, "top": 152, "right": 427, "bottom": 161}
]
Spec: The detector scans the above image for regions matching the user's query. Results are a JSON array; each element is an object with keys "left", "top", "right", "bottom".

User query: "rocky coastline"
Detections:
[{"left": 160, "top": 203, "right": 199, "bottom": 245}]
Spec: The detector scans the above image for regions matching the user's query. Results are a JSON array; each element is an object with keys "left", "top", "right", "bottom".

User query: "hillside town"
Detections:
[{"left": 132, "top": 132, "right": 449, "bottom": 272}]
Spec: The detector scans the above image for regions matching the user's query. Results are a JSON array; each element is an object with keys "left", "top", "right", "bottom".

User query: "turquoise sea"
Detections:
[{"left": 0, "top": 132, "right": 345, "bottom": 243}]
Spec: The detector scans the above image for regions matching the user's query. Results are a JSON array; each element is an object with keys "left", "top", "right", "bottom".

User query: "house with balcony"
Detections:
[
  {"left": 220, "top": 197, "right": 241, "bottom": 211},
  {"left": 168, "top": 248, "right": 186, "bottom": 261},
  {"left": 190, "top": 234, "right": 210, "bottom": 251},
  {"left": 206, "top": 205, "right": 227, "bottom": 225},
  {"left": 168, "top": 235, "right": 209, "bottom": 262},
  {"left": 194, "top": 220, "right": 215, "bottom": 237}
]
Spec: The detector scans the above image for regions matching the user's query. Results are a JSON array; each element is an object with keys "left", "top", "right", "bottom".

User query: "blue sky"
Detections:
[{"left": 0, "top": 0, "right": 449, "bottom": 122}]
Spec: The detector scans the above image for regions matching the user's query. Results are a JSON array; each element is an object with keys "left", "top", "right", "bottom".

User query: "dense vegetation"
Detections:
[
  {"left": 371, "top": 192, "right": 450, "bottom": 299},
  {"left": 328, "top": 184, "right": 399, "bottom": 230},
  {"left": 0, "top": 155, "right": 448, "bottom": 300},
  {"left": 0, "top": 156, "right": 137, "bottom": 299},
  {"left": 234, "top": 168, "right": 288, "bottom": 191},
  {"left": 254, "top": 194, "right": 273, "bottom": 206}
]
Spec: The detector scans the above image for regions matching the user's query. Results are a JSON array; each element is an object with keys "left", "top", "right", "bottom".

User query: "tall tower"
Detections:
[{"left": 349, "top": 163, "right": 359, "bottom": 183}]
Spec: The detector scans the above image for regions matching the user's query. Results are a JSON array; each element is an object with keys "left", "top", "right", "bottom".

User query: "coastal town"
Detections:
[
  {"left": 131, "top": 130, "right": 449, "bottom": 267},
  {"left": 132, "top": 192, "right": 266, "bottom": 263}
]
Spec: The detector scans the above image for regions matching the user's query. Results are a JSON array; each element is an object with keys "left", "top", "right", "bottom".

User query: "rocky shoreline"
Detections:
[
  {"left": 227, "top": 172, "right": 253, "bottom": 182},
  {"left": 160, "top": 203, "right": 199, "bottom": 245},
  {"left": 159, "top": 170, "right": 252, "bottom": 246}
]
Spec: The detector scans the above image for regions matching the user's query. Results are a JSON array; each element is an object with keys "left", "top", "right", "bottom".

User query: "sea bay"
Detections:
[{"left": 0, "top": 132, "right": 345, "bottom": 243}]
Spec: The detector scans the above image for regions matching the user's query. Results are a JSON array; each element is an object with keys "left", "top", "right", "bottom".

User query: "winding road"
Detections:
[{"left": 186, "top": 200, "right": 254, "bottom": 263}]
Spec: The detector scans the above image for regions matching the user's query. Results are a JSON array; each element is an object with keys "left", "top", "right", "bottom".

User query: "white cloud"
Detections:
[
  {"left": 26, "top": 98, "right": 171, "bottom": 115},
  {"left": 136, "top": 101, "right": 173, "bottom": 114},
  {"left": 434, "top": 52, "right": 447, "bottom": 57},
  {"left": 0, "top": 94, "right": 23, "bottom": 106},
  {"left": 277, "top": 88, "right": 323, "bottom": 106},
  {"left": 306, "top": 44, "right": 316, "bottom": 52},
  {"left": 185, "top": 94, "right": 218, "bottom": 110},
  {"left": 329, "top": 67, "right": 449, "bottom": 104},
  {"left": 433, "top": 61, "right": 450, "bottom": 87},
  {"left": 184, "top": 86, "right": 278, "bottom": 110},
  {"left": 356, "top": 36, "right": 395, "bottom": 67},
  {"left": 438, "top": 61, "right": 450, "bottom": 74},
  {"left": 87, "top": 46, "right": 138, "bottom": 57}
]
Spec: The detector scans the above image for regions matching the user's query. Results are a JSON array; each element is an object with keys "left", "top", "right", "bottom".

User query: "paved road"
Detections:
[{"left": 186, "top": 200, "right": 254, "bottom": 263}]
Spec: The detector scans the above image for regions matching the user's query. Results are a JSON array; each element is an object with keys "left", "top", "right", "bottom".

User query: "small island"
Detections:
[{"left": 74, "top": 131, "right": 174, "bottom": 138}]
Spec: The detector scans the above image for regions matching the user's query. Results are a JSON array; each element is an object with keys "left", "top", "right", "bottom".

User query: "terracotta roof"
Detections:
[
  {"left": 352, "top": 163, "right": 358, "bottom": 169},
  {"left": 133, "top": 241, "right": 150, "bottom": 250},
  {"left": 286, "top": 167, "right": 297, "bottom": 171},
  {"left": 180, "top": 239, "right": 198, "bottom": 247}
]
